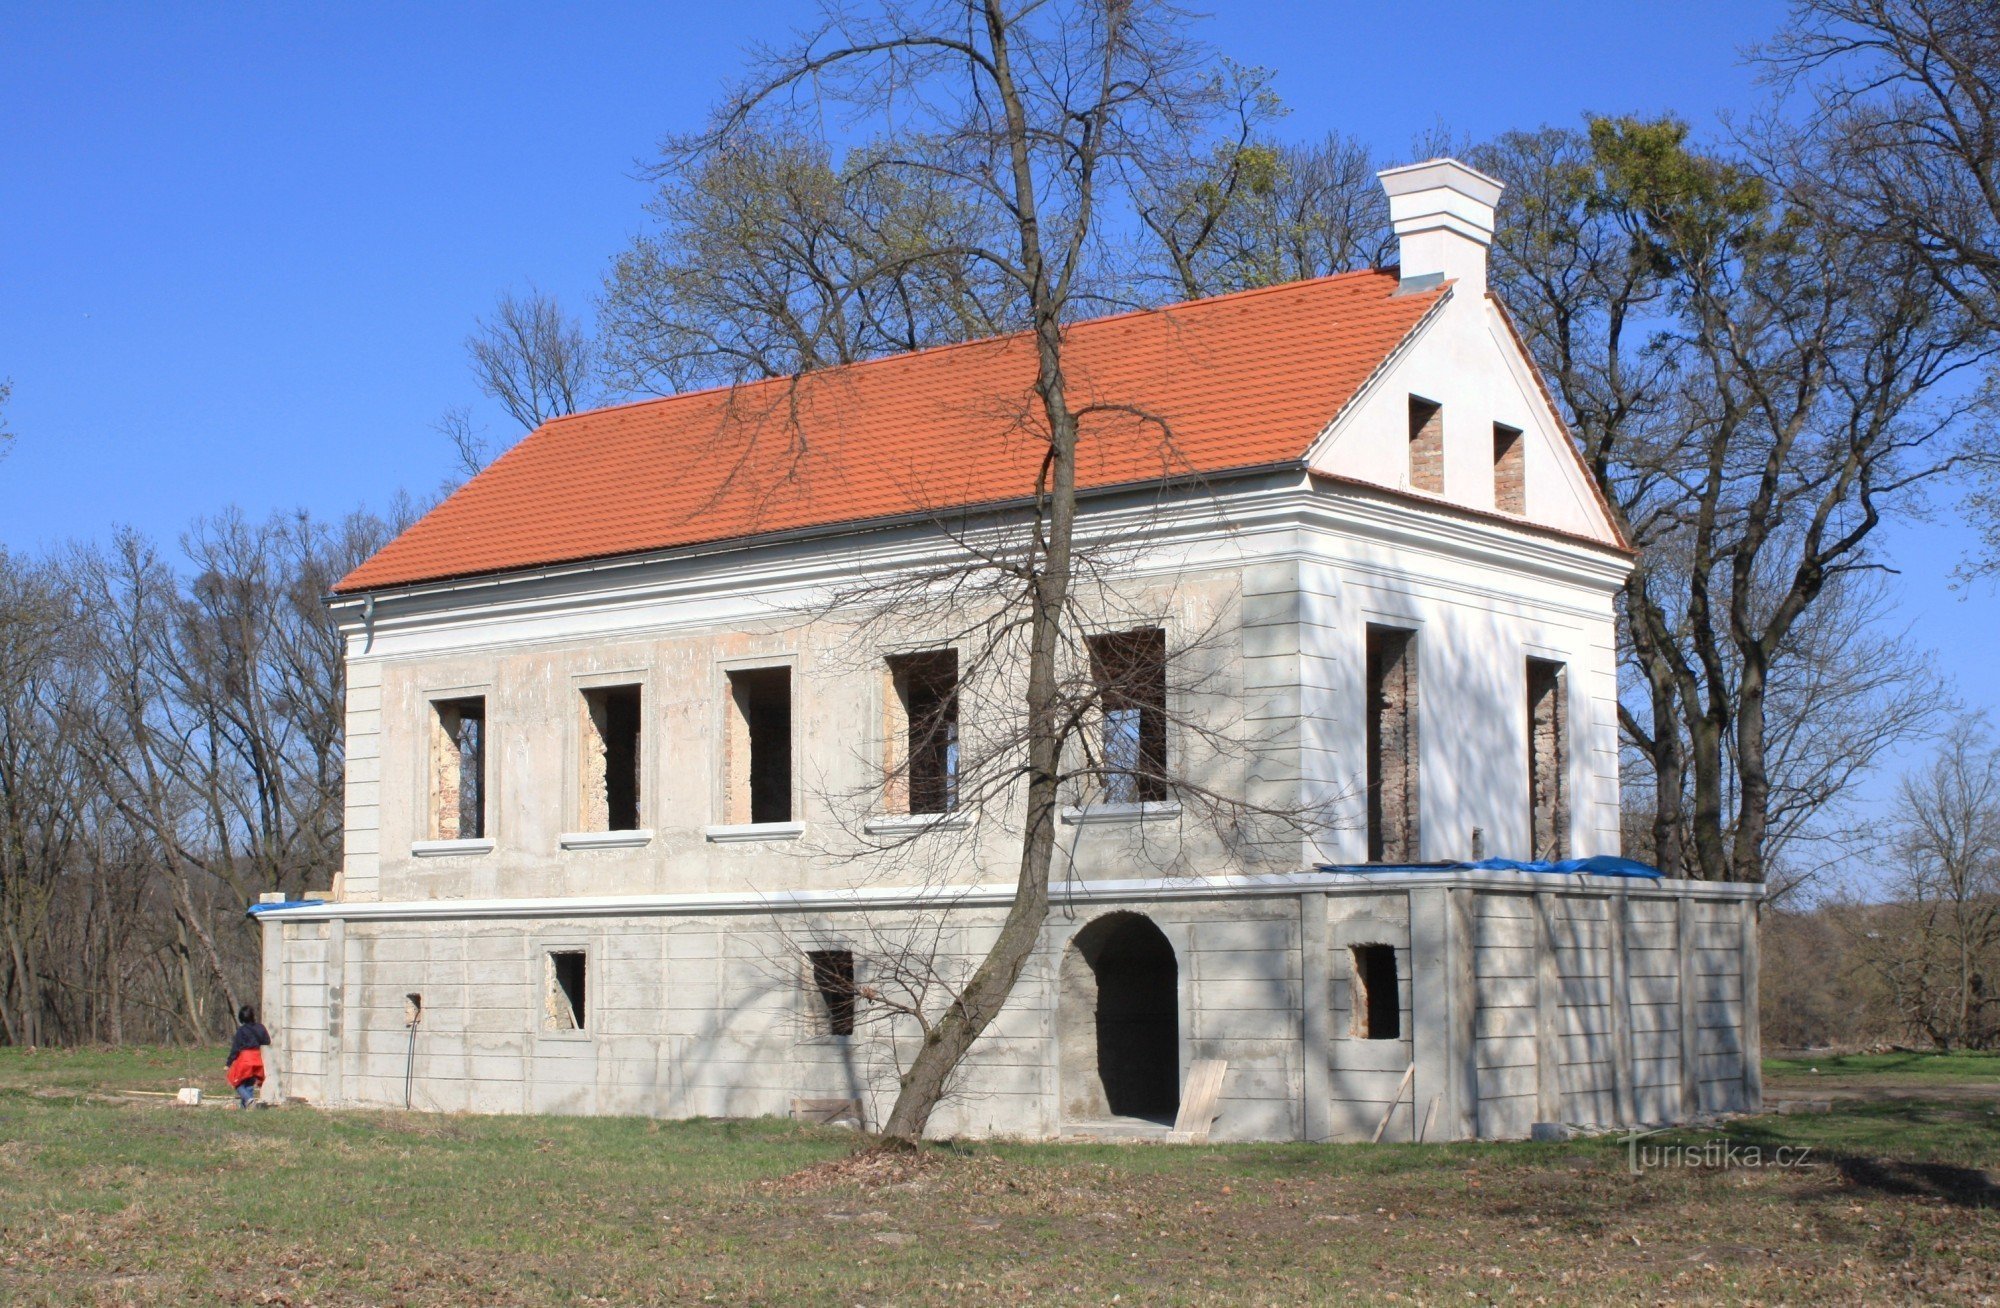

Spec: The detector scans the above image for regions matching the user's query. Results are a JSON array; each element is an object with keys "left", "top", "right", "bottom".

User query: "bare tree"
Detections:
[
  {"left": 1136, "top": 128, "right": 1391, "bottom": 301},
  {"left": 0, "top": 378, "right": 13, "bottom": 463},
  {"left": 1761, "top": 1, "right": 2000, "bottom": 335},
  {"left": 0, "top": 454, "right": 409, "bottom": 1045},
  {"left": 1855, "top": 723, "right": 2000, "bottom": 1048},
  {"left": 677, "top": 0, "right": 1258, "bottom": 1144},
  {"left": 466, "top": 288, "right": 598, "bottom": 431},
  {"left": 600, "top": 131, "right": 1018, "bottom": 395},
  {"left": 435, "top": 405, "right": 495, "bottom": 480},
  {"left": 761, "top": 531, "right": 1341, "bottom": 1131},
  {"left": 1474, "top": 117, "right": 1992, "bottom": 884},
  {"left": 1759, "top": 3, "right": 2000, "bottom": 581},
  {"left": 0, "top": 550, "right": 80, "bottom": 1044}
]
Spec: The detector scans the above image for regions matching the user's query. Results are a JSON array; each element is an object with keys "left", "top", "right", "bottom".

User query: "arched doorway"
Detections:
[{"left": 1059, "top": 912, "right": 1180, "bottom": 1124}]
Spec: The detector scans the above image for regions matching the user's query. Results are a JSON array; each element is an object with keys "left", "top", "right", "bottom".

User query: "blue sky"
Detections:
[{"left": 1, "top": 1, "right": 1989, "bottom": 833}]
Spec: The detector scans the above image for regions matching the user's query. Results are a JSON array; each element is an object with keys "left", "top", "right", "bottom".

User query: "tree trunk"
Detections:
[
  {"left": 879, "top": 327, "right": 1080, "bottom": 1142},
  {"left": 1730, "top": 648, "right": 1772, "bottom": 883},
  {"left": 873, "top": 0, "right": 1095, "bottom": 1147},
  {"left": 6, "top": 920, "right": 38, "bottom": 1046}
]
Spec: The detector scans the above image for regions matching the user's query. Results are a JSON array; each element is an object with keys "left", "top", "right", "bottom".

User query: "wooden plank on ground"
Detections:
[
  {"left": 790, "top": 1097, "right": 864, "bottom": 1126},
  {"left": 1171, "top": 1060, "right": 1228, "bottom": 1143},
  {"left": 1373, "top": 1063, "right": 1416, "bottom": 1143}
]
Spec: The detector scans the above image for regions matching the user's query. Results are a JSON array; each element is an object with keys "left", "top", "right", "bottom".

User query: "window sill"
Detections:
[
  {"left": 559, "top": 829, "right": 654, "bottom": 851},
  {"left": 1059, "top": 801, "right": 1183, "bottom": 826},
  {"left": 862, "top": 811, "right": 974, "bottom": 837},
  {"left": 704, "top": 821, "right": 806, "bottom": 844},
  {"left": 410, "top": 838, "right": 495, "bottom": 858},
  {"left": 536, "top": 1028, "right": 592, "bottom": 1043}
]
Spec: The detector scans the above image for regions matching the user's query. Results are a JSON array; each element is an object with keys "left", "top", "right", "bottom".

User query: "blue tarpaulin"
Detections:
[
  {"left": 245, "top": 898, "right": 326, "bottom": 916},
  {"left": 1315, "top": 855, "right": 1663, "bottom": 879}
]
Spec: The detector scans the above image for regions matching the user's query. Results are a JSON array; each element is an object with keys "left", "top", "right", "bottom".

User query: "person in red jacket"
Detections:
[{"left": 225, "top": 1005, "right": 271, "bottom": 1108}]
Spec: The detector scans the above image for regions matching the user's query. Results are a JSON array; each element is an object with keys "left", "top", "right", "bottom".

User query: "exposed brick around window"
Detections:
[
  {"left": 1365, "top": 626, "right": 1419, "bottom": 861},
  {"left": 1526, "top": 658, "right": 1568, "bottom": 860},
  {"left": 886, "top": 651, "right": 959, "bottom": 815},
  {"left": 581, "top": 685, "right": 642, "bottom": 831},
  {"left": 430, "top": 696, "right": 485, "bottom": 840},
  {"left": 1408, "top": 396, "right": 1444, "bottom": 495},
  {"left": 1493, "top": 423, "right": 1525, "bottom": 514},
  {"left": 727, "top": 667, "right": 793, "bottom": 824}
]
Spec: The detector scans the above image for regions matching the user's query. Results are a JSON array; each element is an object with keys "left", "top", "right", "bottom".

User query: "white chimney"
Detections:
[{"left": 1377, "top": 158, "right": 1505, "bottom": 300}]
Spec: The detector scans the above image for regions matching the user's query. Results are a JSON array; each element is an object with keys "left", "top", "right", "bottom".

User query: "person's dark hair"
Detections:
[{"left": 238, "top": 1005, "right": 256, "bottom": 1025}]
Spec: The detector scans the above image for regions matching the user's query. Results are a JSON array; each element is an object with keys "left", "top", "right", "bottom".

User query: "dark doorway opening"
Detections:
[{"left": 1061, "top": 912, "right": 1180, "bottom": 1124}]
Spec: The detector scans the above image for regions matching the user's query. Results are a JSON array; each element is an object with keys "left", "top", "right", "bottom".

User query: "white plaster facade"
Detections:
[{"left": 255, "top": 160, "right": 1762, "bottom": 1140}]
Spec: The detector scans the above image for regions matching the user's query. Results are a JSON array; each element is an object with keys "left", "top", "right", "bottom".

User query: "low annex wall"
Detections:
[
  {"left": 256, "top": 873, "right": 1761, "bottom": 1142},
  {"left": 1315, "top": 883, "right": 1757, "bottom": 1143}
]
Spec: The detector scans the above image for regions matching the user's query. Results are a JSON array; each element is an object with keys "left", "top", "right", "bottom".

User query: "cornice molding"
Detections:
[
  {"left": 252, "top": 868, "right": 1762, "bottom": 924},
  {"left": 332, "top": 473, "right": 1631, "bottom": 658}
]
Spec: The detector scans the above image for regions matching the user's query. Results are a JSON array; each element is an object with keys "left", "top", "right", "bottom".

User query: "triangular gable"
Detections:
[{"left": 1304, "top": 285, "right": 1623, "bottom": 548}]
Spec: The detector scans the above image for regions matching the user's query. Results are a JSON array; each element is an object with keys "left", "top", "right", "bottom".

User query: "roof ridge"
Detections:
[{"left": 542, "top": 266, "right": 1403, "bottom": 429}]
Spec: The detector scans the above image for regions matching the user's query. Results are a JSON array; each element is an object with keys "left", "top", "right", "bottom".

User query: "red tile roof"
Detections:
[{"left": 336, "top": 270, "right": 1444, "bottom": 594}]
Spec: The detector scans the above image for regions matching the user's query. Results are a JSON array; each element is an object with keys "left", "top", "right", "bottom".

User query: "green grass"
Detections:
[
  {"left": 1764, "top": 1049, "right": 2000, "bottom": 1085},
  {"left": 3, "top": 1047, "right": 1996, "bottom": 1305},
  {"left": 0, "top": 1044, "right": 241, "bottom": 1097}
]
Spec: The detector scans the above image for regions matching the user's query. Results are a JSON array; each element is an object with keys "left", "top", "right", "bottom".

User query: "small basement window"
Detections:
[
  {"left": 1088, "top": 627, "right": 1168, "bottom": 804},
  {"left": 727, "top": 667, "right": 793, "bottom": 824},
  {"left": 545, "top": 950, "right": 587, "bottom": 1032},
  {"left": 430, "top": 696, "right": 486, "bottom": 840},
  {"left": 808, "top": 949, "right": 857, "bottom": 1037},
  {"left": 1408, "top": 396, "right": 1444, "bottom": 494},
  {"left": 581, "top": 685, "right": 643, "bottom": 831},
  {"left": 888, "top": 650, "right": 960, "bottom": 815},
  {"left": 1351, "top": 944, "right": 1400, "bottom": 1040},
  {"left": 1493, "top": 423, "right": 1524, "bottom": 514}
]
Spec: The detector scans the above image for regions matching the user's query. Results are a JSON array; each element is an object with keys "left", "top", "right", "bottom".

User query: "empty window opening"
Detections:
[
  {"left": 1351, "top": 944, "right": 1401, "bottom": 1040},
  {"left": 1058, "top": 912, "right": 1180, "bottom": 1124},
  {"left": 581, "top": 684, "right": 642, "bottom": 831},
  {"left": 1408, "top": 396, "right": 1444, "bottom": 494},
  {"left": 1088, "top": 628, "right": 1168, "bottom": 804},
  {"left": 889, "top": 651, "right": 959, "bottom": 815},
  {"left": 808, "top": 949, "right": 858, "bottom": 1037},
  {"left": 728, "top": 667, "right": 793, "bottom": 824},
  {"left": 1493, "top": 423, "right": 1525, "bottom": 514},
  {"left": 545, "top": 950, "right": 587, "bottom": 1032},
  {"left": 430, "top": 697, "right": 486, "bottom": 840},
  {"left": 1365, "top": 626, "right": 1419, "bottom": 862},
  {"left": 1527, "top": 659, "right": 1569, "bottom": 860}
]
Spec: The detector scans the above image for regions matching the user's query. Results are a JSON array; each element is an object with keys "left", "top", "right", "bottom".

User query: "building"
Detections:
[{"left": 251, "top": 159, "right": 1763, "bottom": 1141}]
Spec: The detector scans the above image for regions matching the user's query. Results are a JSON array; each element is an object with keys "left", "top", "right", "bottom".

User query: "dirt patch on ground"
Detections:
[
  {"left": 1767, "top": 1076, "right": 2000, "bottom": 1102},
  {"left": 766, "top": 1144, "right": 989, "bottom": 1194}
]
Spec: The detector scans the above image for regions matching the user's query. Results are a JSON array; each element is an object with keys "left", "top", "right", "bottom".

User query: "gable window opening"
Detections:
[
  {"left": 1089, "top": 627, "right": 1169, "bottom": 805},
  {"left": 1526, "top": 658, "right": 1569, "bottom": 861},
  {"left": 1408, "top": 396, "right": 1444, "bottom": 495},
  {"left": 545, "top": 950, "right": 587, "bottom": 1032},
  {"left": 728, "top": 667, "right": 793, "bottom": 824},
  {"left": 1365, "top": 625, "right": 1419, "bottom": 862},
  {"left": 431, "top": 696, "right": 486, "bottom": 840},
  {"left": 581, "top": 684, "right": 642, "bottom": 832},
  {"left": 1351, "top": 944, "right": 1401, "bottom": 1040},
  {"left": 808, "top": 949, "right": 858, "bottom": 1037},
  {"left": 1493, "top": 422, "right": 1525, "bottom": 515},
  {"left": 890, "top": 651, "right": 960, "bottom": 815}
]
